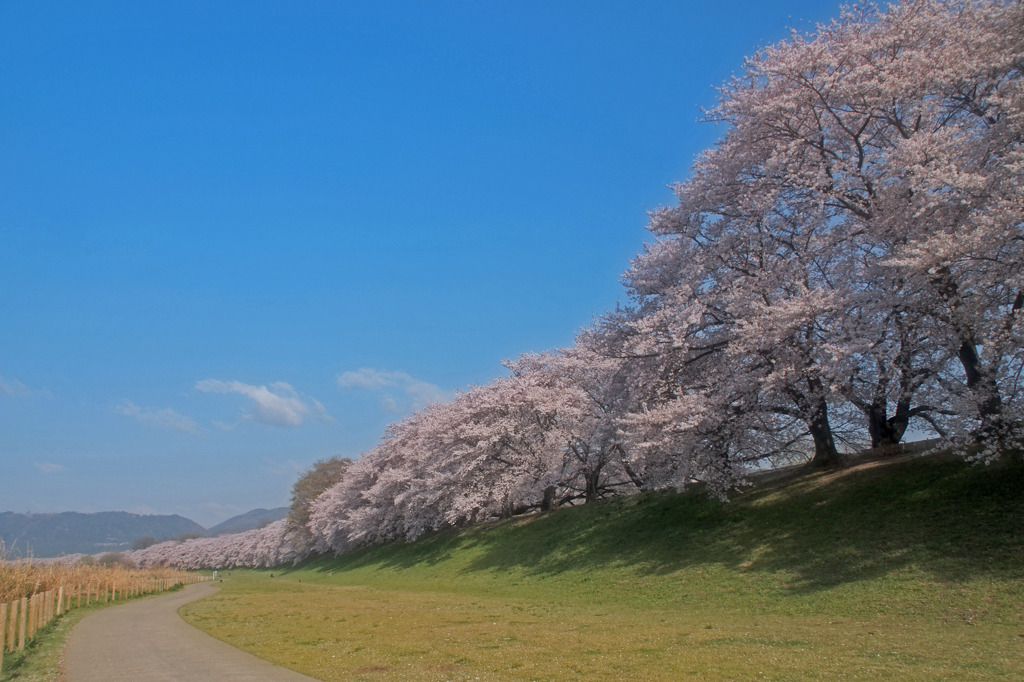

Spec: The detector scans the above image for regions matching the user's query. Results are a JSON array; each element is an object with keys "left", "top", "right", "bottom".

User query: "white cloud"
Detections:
[
  {"left": 0, "top": 376, "right": 50, "bottom": 399},
  {"left": 115, "top": 399, "right": 202, "bottom": 436},
  {"left": 196, "top": 379, "right": 333, "bottom": 428},
  {"left": 34, "top": 462, "right": 68, "bottom": 474},
  {"left": 0, "top": 377, "right": 29, "bottom": 395},
  {"left": 309, "top": 397, "right": 332, "bottom": 423},
  {"left": 336, "top": 368, "right": 399, "bottom": 390},
  {"left": 337, "top": 368, "right": 449, "bottom": 413},
  {"left": 115, "top": 401, "right": 203, "bottom": 436},
  {"left": 404, "top": 377, "right": 449, "bottom": 407}
]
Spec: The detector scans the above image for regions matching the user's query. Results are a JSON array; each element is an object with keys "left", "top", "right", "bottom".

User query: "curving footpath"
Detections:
[{"left": 60, "top": 581, "right": 317, "bottom": 681}]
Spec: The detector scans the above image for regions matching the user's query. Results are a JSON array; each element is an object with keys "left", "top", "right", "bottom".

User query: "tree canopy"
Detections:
[{"left": 286, "top": 456, "right": 352, "bottom": 550}]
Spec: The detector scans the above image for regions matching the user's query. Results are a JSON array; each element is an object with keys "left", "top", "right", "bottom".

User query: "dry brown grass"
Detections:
[{"left": 0, "top": 542, "right": 192, "bottom": 603}]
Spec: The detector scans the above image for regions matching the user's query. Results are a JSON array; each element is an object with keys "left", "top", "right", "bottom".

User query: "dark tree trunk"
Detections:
[
  {"left": 933, "top": 268, "right": 1011, "bottom": 445},
  {"left": 806, "top": 392, "right": 843, "bottom": 468},
  {"left": 958, "top": 340, "right": 1007, "bottom": 443},
  {"left": 584, "top": 470, "right": 601, "bottom": 503},
  {"left": 865, "top": 399, "right": 910, "bottom": 448},
  {"left": 617, "top": 446, "right": 646, "bottom": 490},
  {"left": 540, "top": 485, "right": 557, "bottom": 512}
]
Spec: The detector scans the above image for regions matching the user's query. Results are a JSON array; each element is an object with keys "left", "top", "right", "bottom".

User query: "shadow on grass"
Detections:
[{"left": 302, "top": 452, "right": 1024, "bottom": 595}]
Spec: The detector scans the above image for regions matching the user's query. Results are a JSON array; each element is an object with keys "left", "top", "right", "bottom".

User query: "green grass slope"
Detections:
[{"left": 183, "top": 451, "right": 1024, "bottom": 680}]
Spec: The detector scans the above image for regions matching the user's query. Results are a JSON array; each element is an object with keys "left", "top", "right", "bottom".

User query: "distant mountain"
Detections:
[
  {"left": 0, "top": 511, "right": 206, "bottom": 558},
  {"left": 207, "top": 507, "right": 289, "bottom": 536}
]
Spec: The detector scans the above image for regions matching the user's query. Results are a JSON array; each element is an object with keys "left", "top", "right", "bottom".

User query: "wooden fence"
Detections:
[{"left": 0, "top": 573, "right": 211, "bottom": 674}]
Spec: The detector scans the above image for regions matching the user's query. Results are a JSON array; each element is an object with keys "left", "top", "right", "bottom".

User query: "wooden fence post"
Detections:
[
  {"left": 18, "top": 596, "right": 27, "bottom": 650},
  {"left": 58, "top": 586, "right": 64, "bottom": 616},
  {"left": 27, "top": 594, "right": 35, "bottom": 642},
  {"left": 6, "top": 599, "right": 16, "bottom": 652},
  {"left": 1, "top": 601, "right": 7, "bottom": 675}
]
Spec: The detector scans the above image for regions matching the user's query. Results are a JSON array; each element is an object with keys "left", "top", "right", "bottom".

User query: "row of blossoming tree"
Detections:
[{"left": 131, "top": 0, "right": 1022, "bottom": 569}]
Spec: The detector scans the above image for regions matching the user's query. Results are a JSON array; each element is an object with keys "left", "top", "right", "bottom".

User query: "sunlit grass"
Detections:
[{"left": 182, "top": 452, "right": 1024, "bottom": 680}]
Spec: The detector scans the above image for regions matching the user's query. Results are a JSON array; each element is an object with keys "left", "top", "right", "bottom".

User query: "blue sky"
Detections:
[{"left": 1, "top": 1, "right": 843, "bottom": 529}]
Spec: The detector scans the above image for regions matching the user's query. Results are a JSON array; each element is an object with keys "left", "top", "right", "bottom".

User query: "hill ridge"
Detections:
[{"left": 0, "top": 507, "right": 289, "bottom": 557}]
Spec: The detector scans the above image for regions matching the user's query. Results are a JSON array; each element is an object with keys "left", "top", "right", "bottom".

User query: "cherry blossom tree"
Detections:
[
  {"left": 504, "top": 350, "right": 633, "bottom": 503},
  {"left": 615, "top": 209, "right": 857, "bottom": 469},
  {"left": 308, "top": 375, "right": 570, "bottom": 553},
  {"left": 621, "top": 0, "right": 1022, "bottom": 462},
  {"left": 128, "top": 520, "right": 301, "bottom": 570}
]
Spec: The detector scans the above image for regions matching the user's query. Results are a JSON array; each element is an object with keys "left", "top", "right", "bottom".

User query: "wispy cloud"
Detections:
[
  {"left": 337, "top": 368, "right": 449, "bottom": 413},
  {"left": 115, "top": 401, "right": 203, "bottom": 436},
  {"left": 34, "top": 462, "right": 68, "bottom": 474},
  {"left": 195, "top": 379, "right": 332, "bottom": 428},
  {"left": 0, "top": 376, "right": 51, "bottom": 399}
]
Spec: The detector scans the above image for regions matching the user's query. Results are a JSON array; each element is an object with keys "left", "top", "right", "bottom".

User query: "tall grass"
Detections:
[{"left": 0, "top": 546, "right": 190, "bottom": 603}]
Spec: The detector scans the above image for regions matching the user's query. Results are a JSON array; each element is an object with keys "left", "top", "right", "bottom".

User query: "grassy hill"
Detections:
[{"left": 182, "top": 450, "right": 1024, "bottom": 680}]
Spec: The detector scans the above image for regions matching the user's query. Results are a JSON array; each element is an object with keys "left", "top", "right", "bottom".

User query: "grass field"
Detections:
[{"left": 181, "top": 451, "right": 1024, "bottom": 680}]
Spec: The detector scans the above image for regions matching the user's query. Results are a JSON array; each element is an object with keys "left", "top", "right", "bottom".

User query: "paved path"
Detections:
[{"left": 61, "top": 582, "right": 318, "bottom": 681}]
